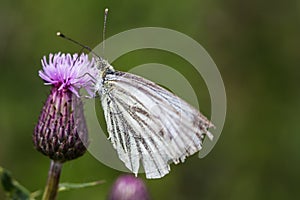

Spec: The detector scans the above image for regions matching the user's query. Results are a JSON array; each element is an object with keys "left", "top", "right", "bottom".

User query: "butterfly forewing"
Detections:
[{"left": 98, "top": 68, "right": 214, "bottom": 179}]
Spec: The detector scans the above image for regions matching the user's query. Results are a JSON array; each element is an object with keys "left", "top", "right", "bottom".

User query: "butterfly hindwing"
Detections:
[{"left": 99, "top": 70, "right": 213, "bottom": 179}]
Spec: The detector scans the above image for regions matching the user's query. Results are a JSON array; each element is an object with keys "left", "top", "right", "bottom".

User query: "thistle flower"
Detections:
[
  {"left": 39, "top": 52, "right": 97, "bottom": 97},
  {"left": 33, "top": 52, "right": 96, "bottom": 162},
  {"left": 108, "top": 174, "right": 150, "bottom": 200}
]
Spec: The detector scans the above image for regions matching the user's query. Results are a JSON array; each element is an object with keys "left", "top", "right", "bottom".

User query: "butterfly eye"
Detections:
[{"left": 105, "top": 68, "right": 115, "bottom": 75}]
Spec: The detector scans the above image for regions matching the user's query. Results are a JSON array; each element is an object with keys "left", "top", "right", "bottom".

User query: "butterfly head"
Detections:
[{"left": 92, "top": 57, "right": 115, "bottom": 97}]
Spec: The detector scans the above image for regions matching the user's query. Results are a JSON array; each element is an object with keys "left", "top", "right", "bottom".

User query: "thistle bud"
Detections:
[
  {"left": 33, "top": 87, "right": 88, "bottom": 162},
  {"left": 108, "top": 174, "right": 150, "bottom": 200}
]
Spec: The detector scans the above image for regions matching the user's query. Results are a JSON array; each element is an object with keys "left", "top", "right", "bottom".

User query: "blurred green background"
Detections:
[{"left": 1, "top": 0, "right": 300, "bottom": 199}]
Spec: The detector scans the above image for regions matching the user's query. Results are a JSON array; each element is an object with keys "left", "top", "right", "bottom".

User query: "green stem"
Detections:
[{"left": 42, "top": 160, "right": 63, "bottom": 200}]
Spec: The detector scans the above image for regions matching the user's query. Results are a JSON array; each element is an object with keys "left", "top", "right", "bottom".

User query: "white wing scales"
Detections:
[{"left": 99, "top": 70, "right": 214, "bottom": 179}]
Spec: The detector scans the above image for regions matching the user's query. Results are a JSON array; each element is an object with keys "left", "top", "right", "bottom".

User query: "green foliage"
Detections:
[
  {"left": 0, "top": 166, "right": 33, "bottom": 200},
  {"left": 1, "top": 166, "right": 105, "bottom": 200},
  {"left": 58, "top": 180, "right": 105, "bottom": 192}
]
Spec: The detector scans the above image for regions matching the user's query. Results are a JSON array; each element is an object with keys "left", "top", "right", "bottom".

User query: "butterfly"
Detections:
[{"left": 92, "top": 58, "right": 214, "bottom": 179}]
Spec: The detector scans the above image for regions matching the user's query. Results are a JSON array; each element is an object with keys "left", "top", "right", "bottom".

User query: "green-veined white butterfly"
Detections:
[{"left": 92, "top": 58, "right": 214, "bottom": 179}]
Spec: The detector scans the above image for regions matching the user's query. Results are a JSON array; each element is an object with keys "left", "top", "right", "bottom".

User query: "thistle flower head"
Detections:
[
  {"left": 33, "top": 52, "right": 94, "bottom": 162},
  {"left": 108, "top": 174, "right": 150, "bottom": 200},
  {"left": 39, "top": 52, "right": 97, "bottom": 97}
]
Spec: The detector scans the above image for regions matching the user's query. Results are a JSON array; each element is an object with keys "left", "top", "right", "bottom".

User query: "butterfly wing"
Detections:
[{"left": 99, "top": 70, "right": 214, "bottom": 179}]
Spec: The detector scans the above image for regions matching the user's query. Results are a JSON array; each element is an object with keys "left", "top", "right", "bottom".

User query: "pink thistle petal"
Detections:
[{"left": 39, "top": 52, "right": 97, "bottom": 96}]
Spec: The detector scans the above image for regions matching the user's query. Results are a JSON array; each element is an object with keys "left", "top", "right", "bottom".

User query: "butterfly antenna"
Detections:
[
  {"left": 102, "top": 8, "right": 109, "bottom": 57},
  {"left": 56, "top": 31, "right": 103, "bottom": 61}
]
